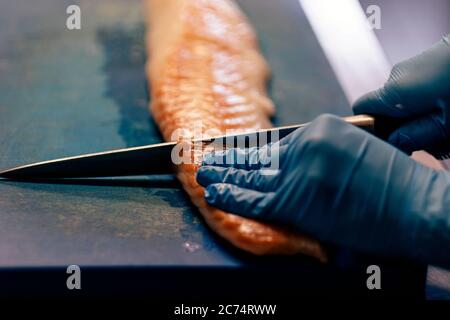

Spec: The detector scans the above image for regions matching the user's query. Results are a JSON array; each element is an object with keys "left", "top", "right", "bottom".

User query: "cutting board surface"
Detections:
[{"left": 0, "top": 0, "right": 358, "bottom": 266}]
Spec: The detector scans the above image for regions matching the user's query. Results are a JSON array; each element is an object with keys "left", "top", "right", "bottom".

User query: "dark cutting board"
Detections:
[{"left": 0, "top": 0, "right": 425, "bottom": 297}]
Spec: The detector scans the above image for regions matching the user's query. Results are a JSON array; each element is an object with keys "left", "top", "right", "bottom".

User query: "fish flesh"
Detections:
[{"left": 145, "top": 0, "right": 327, "bottom": 262}]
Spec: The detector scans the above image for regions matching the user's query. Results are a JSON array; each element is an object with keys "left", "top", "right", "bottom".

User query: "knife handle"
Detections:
[
  {"left": 344, "top": 114, "right": 406, "bottom": 140},
  {"left": 342, "top": 114, "right": 375, "bottom": 132},
  {"left": 350, "top": 114, "right": 450, "bottom": 159}
]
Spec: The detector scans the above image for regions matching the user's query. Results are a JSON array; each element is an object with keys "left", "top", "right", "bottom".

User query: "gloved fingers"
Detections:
[
  {"left": 200, "top": 126, "right": 307, "bottom": 170},
  {"left": 388, "top": 112, "right": 449, "bottom": 154},
  {"left": 204, "top": 183, "right": 274, "bottom": 219},
  {"left": 352, "top": 87, "right": 408, "bottom": 117},
  {"left": 196, "top": 165, "right": 280, "bottom": 192},
  {"left": 202, "top": 143, "right": 288, "bottom": 171},
  {"left": 254, "top": 143, "right": 289, "bottom": 170},
  {"left": 353, "top": 86, "right": 444, "bottom": 118},
  {"left": 354, "top": 36, "right": 450, "bottom": 118},
  {"left": 278, "top": 126, "right": 307, "bottom": 146},
  {"left": 202, "top": 147, "right": 250, "bottom": 169}
]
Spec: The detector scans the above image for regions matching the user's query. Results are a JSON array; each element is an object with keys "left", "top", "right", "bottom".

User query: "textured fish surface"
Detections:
[{"left": 146, "top": 0, "right": 326, "bottom": 261}]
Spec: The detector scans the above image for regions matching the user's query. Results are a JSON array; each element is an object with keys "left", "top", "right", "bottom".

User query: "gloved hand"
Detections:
[
  {"left": 197, "top": 114, "right": 450, "bottom": 267},
  {"left": 353, "top": 35, "right": 450, "bottom": 155}
]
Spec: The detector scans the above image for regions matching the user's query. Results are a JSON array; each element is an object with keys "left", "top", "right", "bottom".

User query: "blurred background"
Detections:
[{"left": 359, "top": 0, "right": 449, "bottom": 64}]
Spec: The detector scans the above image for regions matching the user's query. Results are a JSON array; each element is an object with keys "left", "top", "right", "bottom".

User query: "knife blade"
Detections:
[
  {"left": 0, "top": 114, "right": 375, "bottom": 179},
  {"left": 7, "top": 114, "right": 450, "bottom": 179}
]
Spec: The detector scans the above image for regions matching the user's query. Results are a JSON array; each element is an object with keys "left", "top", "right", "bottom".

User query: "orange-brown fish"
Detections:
[{"left": 145, "top": 0, "right": 327, "bottom": 262}]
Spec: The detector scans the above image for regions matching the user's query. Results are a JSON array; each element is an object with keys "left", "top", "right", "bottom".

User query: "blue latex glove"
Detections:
[
  {"left": 353, "top": 35, "right": 450, "bottom": 155},
  {"left": 197, "top": 114, "right": 450, "bottom": 267}
]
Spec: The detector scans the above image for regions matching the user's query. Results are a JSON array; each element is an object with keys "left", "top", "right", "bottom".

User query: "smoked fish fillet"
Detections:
[{"left": 145, "top": 0, "right": 327, "bottom": 262}]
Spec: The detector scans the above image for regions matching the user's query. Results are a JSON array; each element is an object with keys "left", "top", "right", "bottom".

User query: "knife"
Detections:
[{"left": 0, "top": 114, "right": 446, "bottom": 180}]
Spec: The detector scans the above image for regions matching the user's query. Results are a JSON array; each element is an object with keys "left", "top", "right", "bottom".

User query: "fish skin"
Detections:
[{"left": 146, "top": 0, "right": 327, "bottom": 262}]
